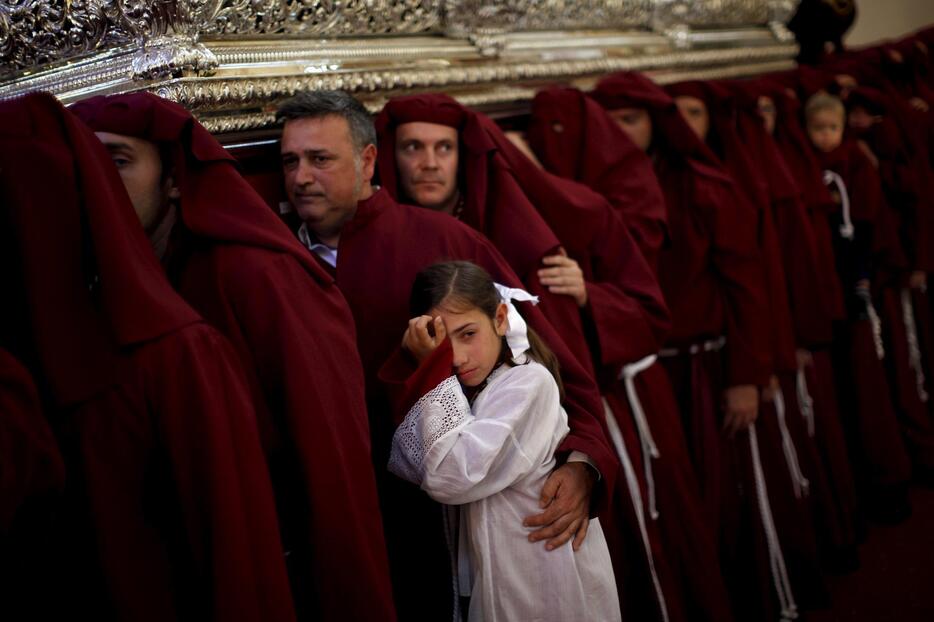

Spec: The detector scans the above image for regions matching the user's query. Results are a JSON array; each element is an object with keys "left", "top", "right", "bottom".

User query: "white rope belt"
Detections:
[
  {"left": 823, "top": 170, "right": 855, "bottom": 240},
  {"left": 900, "top": 288, "right": 929, "bottom": 403},
  {"left": 749, "top": 425, "right": 800, "bottom": 621},
  {"left": 859, "top": 289, "right": 886, "bottom": 360},
  {"left": 619, "top": 353, "right": 662, "bottom": 520},
  {"left": 773, "top": 388, "right": 811, "bottom": 499},
  {"left": 658, "top": 335, "right": 727, "bottom": 358},
  {"left": 602, "top": 398, "right": 670, "bottom": 622},
  {"left": 795, "top": 366, "right": 816, "bottom": 439}
]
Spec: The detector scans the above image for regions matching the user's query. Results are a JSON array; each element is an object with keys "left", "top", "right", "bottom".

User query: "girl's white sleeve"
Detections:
[{"left": 388, "top": 364, "right": 560, "bottom": 505}]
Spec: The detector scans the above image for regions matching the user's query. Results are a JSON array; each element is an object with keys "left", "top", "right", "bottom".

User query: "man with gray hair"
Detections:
[{"left": 278, "top": 90, "right": 619, "bottom": 620}]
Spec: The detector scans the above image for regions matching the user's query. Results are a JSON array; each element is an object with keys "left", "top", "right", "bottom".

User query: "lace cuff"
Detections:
[{"left": 388, "top": 375, "right": 471, "bottom": 484}]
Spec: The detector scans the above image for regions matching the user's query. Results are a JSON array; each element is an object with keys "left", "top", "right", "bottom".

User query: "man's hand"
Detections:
[
  {"left": 401, "top": 315, "right": 446, "bottom": 362},
  {"left": 761, "top": 374, "right": 780, "bottom": 403},
  {"left": 910, "top": 97, "right": 930, "bottom": 112},
  {"left": 722, "top": 384, "right": 759, "bottom": 437},
  {"left": 523, "top": 462, "right": 596, "bottom": 552},
  {"left": 910, "top": 270, "right": 927, "bottom": 291},
  {"left": 538, "top": 251, "right": 588, "bottom": 307},
  {"left": 504, "top": 131, "right": 545, "bottom": 169}
]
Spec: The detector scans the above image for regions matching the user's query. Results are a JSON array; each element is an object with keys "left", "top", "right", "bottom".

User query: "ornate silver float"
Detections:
[{"left": 0, "top": 1, "right": 800, "bottom": 135}]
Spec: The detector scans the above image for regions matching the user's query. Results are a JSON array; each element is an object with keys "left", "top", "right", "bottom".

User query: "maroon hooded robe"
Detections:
[
  {"left": 71, "top": 93, "right": 395, "bottom": 622},
  {"left": 0, "top": 349, "right": 64, "bottom": 533},
  {"left": 593, "top": 72, "right": 801, "bottom": 622},
  {"left": 525, "top": 85, "right": 736, "bottom": 622},
  {"left": 756, "top": 79, "right": 863, "bottom": 563},
  {"left": 0, "top": 93, "right": 294, "bottom": 622},
  {"left": 527, "top": 87, "right": 669, "bottom": 270},
  {"left": 665, "top": 79, "right": 829, "bottom": 608},
  {"left": 844, "top": 86, "right": 934, "bottom": 480},
  {"left": 815, "top": 137, "right": 913, "bottom": 514},
  {"left": 375, "top": 95, "right": 671, "bottom": 621},
  {"left": 327, "top": 186, "right": 620, "bottom": 620},
  {"left": 0, "top": 348, "right": 66, "bottom": 618},
  {"left": 730, "top": 77, "right": 863, "bottom": 568}
]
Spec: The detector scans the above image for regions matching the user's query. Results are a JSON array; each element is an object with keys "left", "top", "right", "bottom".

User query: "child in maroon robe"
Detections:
[
  {"left": 757, "top": 80, "right": 862, "bottom": 569},
  {"left": 72, "top": 92, "right": 396, "bottom": 622},
  {"left": 805, "top": 91, "right": 913, "bottom": 522},
  {"left": 0, "top": 93, "right": 294, "bottom": 622}
]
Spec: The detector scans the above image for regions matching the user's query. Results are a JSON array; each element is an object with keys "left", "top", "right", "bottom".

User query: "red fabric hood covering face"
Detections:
[
  {"left": 374, "top": 93, "right": 563, "bottom": 274},
  {"left": 70, "top": 92, "right": 334, "bottom": 286},
  {"left": 591, "top": 72, "right": 730, "bottom": 182},
  {"left": 0, "top": 93, "right": 201, "bottom": 407},
  {"left": 526, "top": 86, "right": 669, "bottom": 261},
  {"left": 666, "top": 79, "right": 773, "bottom": 209},
  {"left": 846, "top": 85, "right": 890, "bottom": 118}
]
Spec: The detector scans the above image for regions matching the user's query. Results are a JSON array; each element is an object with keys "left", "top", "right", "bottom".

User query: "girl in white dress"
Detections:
[{"left": 388, "top": 261, "right": 620, "bottom": 622}]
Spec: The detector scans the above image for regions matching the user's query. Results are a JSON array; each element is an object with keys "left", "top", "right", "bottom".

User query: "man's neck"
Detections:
[
  {"left": 436, "top": 189, "right": 461, "bottom": 216},
  {"left": 308, "top": 185, "right": 375, "bottom": 249},
  {"left": 149, "top": 205, "right": 177, "bottom": 262}
]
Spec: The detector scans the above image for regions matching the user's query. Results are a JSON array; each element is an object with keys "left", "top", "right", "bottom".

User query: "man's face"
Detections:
[
  {"left": 757, "top": 96, "right": 777, "bottom": 135},
  {"left": 807, "top": 108, "right": 845, "bottom": 153},
  {"left": 607, "top": 107, "right": 653, "bottom": 152},
  {"left": 95, "top": 131, "right": 177, "bottom": 231},
  {"left": 280, "top": 115, "right": 375, "bottom": 239},
  {"left": 394, "top": 122, "right": 460, "bottom": 212},
  {"left": 674, "top": 96, "right": 710, "bottom": 141},
  {"left": 848, "top": 105, "right": 880, "bottom": 132}
]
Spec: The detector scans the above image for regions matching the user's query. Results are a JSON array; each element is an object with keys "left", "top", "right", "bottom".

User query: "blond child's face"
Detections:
[
  {"left": 430, "top": 301, "right": 508, "bottom": 387},
  {"left": 807, "top": 108, "right": 845, "bottom": 153}
]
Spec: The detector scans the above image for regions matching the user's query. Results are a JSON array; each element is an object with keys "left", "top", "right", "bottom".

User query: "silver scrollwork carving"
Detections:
[
  {"left": 208, "top": 1, "right": 443, "bottom": 37},
  {"left": 652, "top": 0, "right": 770, "bottom": 30},
  {"left": 1, "top": 1, "right": 113, "bottom": 76},
  {"left": 444, "top": 1, "right": 653, "bottom": 37}
]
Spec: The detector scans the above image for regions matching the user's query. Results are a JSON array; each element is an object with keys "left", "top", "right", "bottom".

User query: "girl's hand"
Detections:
[
  {"left": 402, "top": 315, "right": 447, "bottom": 362},
  {"left": 538, "top": 250, "right": 588, "bottom": 307}
]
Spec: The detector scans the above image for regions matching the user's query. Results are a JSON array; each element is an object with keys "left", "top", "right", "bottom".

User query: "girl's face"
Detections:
[{"left": 431, "top": 300, "right": 509, "bottom": 387}]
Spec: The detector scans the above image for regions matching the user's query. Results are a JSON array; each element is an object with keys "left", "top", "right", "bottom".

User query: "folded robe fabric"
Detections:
[
  {"left": 0, "top": 92, "right": 295, "bottom": 622},
  {"left": 72, "top": 92, "right": 397, "bottom": 622}
]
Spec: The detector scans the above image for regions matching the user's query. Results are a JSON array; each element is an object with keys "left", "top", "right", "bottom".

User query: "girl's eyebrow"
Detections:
[{"left": 451, "top": 322, "right": 476, "bottom": 335}]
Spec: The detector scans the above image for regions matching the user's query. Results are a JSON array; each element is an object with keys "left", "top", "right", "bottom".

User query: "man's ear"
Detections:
[
  {"left": 361, "top": 143, "right": 378, "bottom": 183},
  {"left": 164, "top": 169, "right": 181, "bottom": 201}
]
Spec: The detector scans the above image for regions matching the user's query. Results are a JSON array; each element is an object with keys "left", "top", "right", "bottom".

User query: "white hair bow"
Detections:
[{"left": 493, "top": 283, "right": 540, "bottom": 359}]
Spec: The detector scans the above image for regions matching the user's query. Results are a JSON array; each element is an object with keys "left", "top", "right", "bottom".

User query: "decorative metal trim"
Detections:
[{"left": 1, "top": 1, "right": 801, "bottom": 136}]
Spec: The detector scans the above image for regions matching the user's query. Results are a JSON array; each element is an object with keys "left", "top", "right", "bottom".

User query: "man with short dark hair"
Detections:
[{"left": 277, "top": 90, "right": 618, "bottom": 620}]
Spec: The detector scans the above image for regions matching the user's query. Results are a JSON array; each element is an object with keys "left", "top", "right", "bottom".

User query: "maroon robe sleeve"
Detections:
[
  {"left": 379, "top": 340, "right": 455, "bottom": 424},
  {"left": 0, "top": 350, "right": 65, "bottom": 532},
  {"left": 78, "top": 325, "right": 295, "bottom": 622},
  {"left": 471, "top": 237, "right": 620, "bottom": 508},
  {"left": 699, "top": 180, "right": 772, "bottom": 387},
  {"left": 222, "top": 253, "right": 396, "bottom": 622},
  {"left": 582, "top": 207, "right": 670, "bottom": 372}
]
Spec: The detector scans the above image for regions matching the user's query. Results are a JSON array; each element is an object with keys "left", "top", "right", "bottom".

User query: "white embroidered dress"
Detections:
[{"left": 388, "top": 357, "right": 620, "bottom": 622}]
